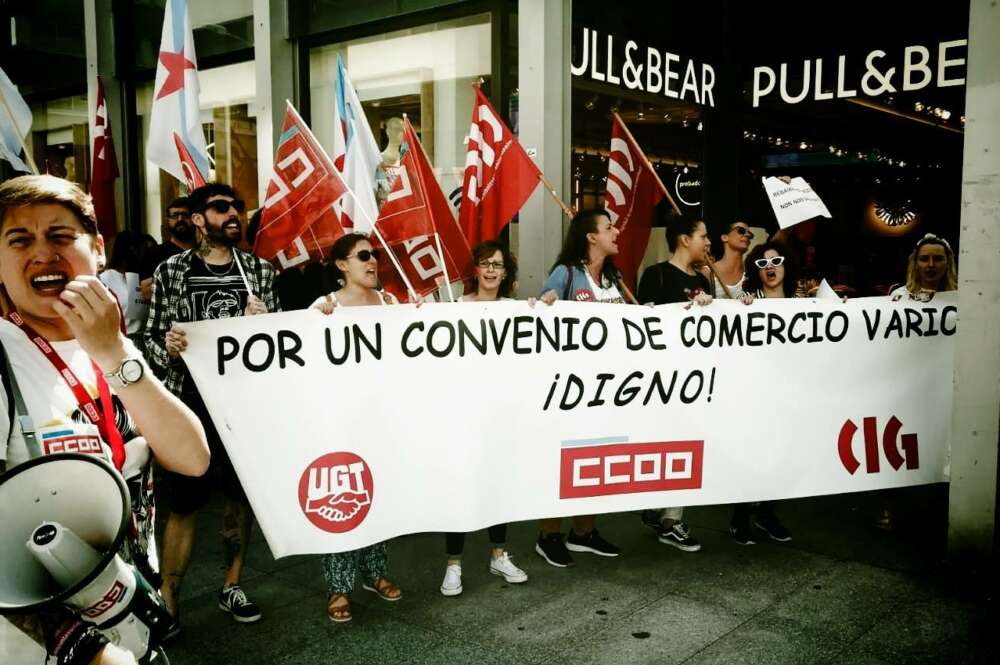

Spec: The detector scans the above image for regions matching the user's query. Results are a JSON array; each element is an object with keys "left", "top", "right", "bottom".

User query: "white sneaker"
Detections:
[
  {"left": 440, "top": 563, "right": 463, "bottom": 596},
  {"left": 489, "top": 552, "right": 528, "bottom": 584}
]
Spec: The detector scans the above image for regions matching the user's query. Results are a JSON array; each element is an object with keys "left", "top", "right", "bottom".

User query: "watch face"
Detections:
[{"left": 121, "top": 359, "right": 144, "bottom": 383}]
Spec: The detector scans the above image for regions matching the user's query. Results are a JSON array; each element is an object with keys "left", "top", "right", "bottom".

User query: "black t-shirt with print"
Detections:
[
  {"left": 182, "top": 257, "right": 248, "bottom": 397},
  {"left": 186, "top": 256, "right": 249, "bottom": 321},
  {"left": 638, "top": 261, "right": 712, "bottom": 305}
]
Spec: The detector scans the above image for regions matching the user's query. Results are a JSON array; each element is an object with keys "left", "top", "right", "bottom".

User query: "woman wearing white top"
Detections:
[
  {"left": 709, "top": 220, "right": 754, "bottom": 299},
  {"left": 310, "top": 233, "right": 403, "bottom": 623},
  {"left": 440, "top": 240, "right": 528, "bottom": 597}
]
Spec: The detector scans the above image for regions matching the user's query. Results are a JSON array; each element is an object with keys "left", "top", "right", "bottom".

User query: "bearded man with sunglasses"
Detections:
[{"left": 144, "top": 183, "right": 279, "bottom": 637}]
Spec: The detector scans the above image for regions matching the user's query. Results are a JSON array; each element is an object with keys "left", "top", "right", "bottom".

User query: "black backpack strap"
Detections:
[
  {"left": 0, "top": 340, "right": 12, "bottom": 441},
  {"left": 0, "top": 338, "right": 41, "bottom": 458}
]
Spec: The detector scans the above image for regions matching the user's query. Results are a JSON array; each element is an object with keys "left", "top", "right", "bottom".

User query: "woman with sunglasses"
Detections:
[
  {"left": 889, "top": 234, "right": 957, "bottom": 302},
  {"left": 438, "top": 240, "right": 529, "bottom": 596},
  {"left": 710, "top": 220, "right": 754, "bottom": 299},
  {"left": 310, "top": 233, "right": 404, "bottom": 622},
  {"left": 726, "top": 240, "right": 798, "bottom": 545}
]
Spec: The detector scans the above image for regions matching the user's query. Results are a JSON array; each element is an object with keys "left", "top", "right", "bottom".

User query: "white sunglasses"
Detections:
[{"left": 754, "top": 256, "right": 785, "bottom": 269}]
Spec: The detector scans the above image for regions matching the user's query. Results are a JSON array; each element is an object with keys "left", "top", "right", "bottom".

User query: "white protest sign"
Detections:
[
  {"left": 762, "top": 176, "right": 833, "bottom": 229},
  {"left": 816, "top": 278, "right": 840, "bottom": 300},
  {"left": 180, "top": 296, "right": 956, "bottom": 557}
]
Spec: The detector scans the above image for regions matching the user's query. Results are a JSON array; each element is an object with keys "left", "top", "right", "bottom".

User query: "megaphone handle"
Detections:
[{"left": 1, "top": 340, "right": 43, "bottom": 458}]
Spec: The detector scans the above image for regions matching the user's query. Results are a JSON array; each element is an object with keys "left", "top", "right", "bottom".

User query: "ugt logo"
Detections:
[
  {"left": 837, "top": 416, "right": 919, "bottom": 475},
  {"left": 298, "top": 453, "right": 373, "bottom": 533}
]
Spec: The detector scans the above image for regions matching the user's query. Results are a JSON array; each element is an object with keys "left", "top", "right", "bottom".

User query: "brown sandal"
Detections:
[
  {"left": 327, "top": 593, "right": 352, "bottom": 623},
  {"left": 362, "top": 576, "right": 402, "bottom": 602}
]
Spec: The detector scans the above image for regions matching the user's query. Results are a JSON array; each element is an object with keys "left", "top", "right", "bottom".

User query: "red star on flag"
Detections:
[{"left": 155, "top": 49, "right": 196, "bottom": 100}]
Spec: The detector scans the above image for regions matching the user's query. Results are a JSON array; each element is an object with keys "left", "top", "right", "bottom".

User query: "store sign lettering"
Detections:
[
  {"left": 571, "top": 27, "right": 717, "bottom": 108},
  {"left": 752, "top": 40, "right": 967, "bottom": 108}
]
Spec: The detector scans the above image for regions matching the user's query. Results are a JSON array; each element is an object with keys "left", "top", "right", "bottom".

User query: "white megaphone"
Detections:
[{"left": 0, "top": 453, "right": 172, "bottom": 662}]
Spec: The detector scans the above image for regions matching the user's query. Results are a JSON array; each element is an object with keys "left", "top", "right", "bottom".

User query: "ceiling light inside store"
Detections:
[
  {"left": 940, "top": 110, "right": 951, "bottom": 120},
  {"left": 914, "top": 101, "right": 925, "bottom": 112},
  {"left": 682, "top": 119, "right": 689, "bottom": 128},
  {"left": 697, "top": 122, "right": 703, "bottom": 131},
  {"left": 663, "top": 113, "right": 671, "bottom": 122},
  {"left": 799, "top": 141, "right": 808, "bottom": 150},
  {"left": 683, "top": 166, "right": 689, "bottom": 174}
]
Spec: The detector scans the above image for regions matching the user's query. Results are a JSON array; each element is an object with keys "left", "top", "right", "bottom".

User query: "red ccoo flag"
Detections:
[
  {"left": 253, "top": 102, "right": 350, "bottom": 270},
  {"left": 604, "top": 114, "right": 667, "bottom": 292},
  {"left": 374, "top": 117, "right": 473, "bottom": 302},
  {"left": 458, "top": 86, "right": 540, "bottom": 246},
  {"left": 89, "top": 77, "right": 119, "bottom": 239}
]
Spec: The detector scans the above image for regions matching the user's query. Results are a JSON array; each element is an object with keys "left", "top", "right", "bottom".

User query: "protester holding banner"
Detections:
[
  {"left": 637, "top": 215, "right": 714, "bottom": 552},
  {"left": 439, "top": 240, "right": 529, "bottom": 596},
  {"left": 309, "top": 232, "right": 404, "bottom": 621},
  {"left": 710, "top": 220, "right": 754, "bottom": 300},
  {"left": 0, "top": 175, "right": 209, "bottom": 665},
  {"left": 145, "top": 183, "right": 277, "bottom": 634},
  {"left": 726, "top": 240, "right": 798, "bottom": 545},
  {"left": 890, "top": 234, "right": 957, "bottom": 302},
  {"left": 533, "top": 209, "right": 624, "bottom": 567}
]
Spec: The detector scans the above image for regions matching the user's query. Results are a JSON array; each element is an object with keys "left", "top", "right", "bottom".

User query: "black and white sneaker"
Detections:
[
  {"left": 753, "top": 515, "right": 792, "bottom": 542},
  {"left": 658, "top": 521, "right": 702, "bottom": 552},
  {"left": 218, "top": 585, "right": 262, "bottom": 623},
  {"left": 535, "top": 532, "right": 575, "bottom": 568},
  {"left": 729, "top": 522, "right": 756, "bottom": 546},
  {"left": 565, "top": 528, "right": 621, "bottom": 557}
]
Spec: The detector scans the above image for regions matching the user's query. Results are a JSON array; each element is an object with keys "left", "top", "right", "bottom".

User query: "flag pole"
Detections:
[
  {"left": 232, "top": 252, "right": 255, "bottom": 298},
  {"left": 433, "top": 233, "right": 455, "bottom": 302},
  {"left": 537, "top": 172, "right": 575, "bottom": 220},
  {"left": 285, "top": 101, "right": 418, "bottom": 301},
  {"left": 0, "top": 92, "right": 39, "bottom": 175},
  {"left": 612, "top": 111, "right": 681, "bottom": 216},
  {"left": 402, "top": 113, "right": 454, "bottom": 302}
]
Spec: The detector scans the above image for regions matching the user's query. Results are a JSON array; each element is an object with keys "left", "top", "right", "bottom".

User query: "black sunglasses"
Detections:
[
  {"left": 730, "top": 226, "right": 753, "bottom": 238},
  {"left": 203, "top": 199, "right": 246, "bottom": 215},
  {"left": 348, "top": 249, "right": 381, "bottom": 262}
]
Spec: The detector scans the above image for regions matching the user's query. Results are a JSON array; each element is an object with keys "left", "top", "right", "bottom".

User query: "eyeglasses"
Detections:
[
  {"left": 348, "top": 249, "right": 380, "bottom": 262},
  {"left": 476, "top": 260, "right": 505, "bottom": 271},
  {"left": 166, "top": 210, "right": 191, "bottom": 220},
  {"left": 754, "top": 256, "right": 785, "bottom": 268},
  {"left": 730, "top": 226, "right": 753, "bottom": 239},
  {"left": 203, "top": 199, "right": 246, "bottom": 215}
]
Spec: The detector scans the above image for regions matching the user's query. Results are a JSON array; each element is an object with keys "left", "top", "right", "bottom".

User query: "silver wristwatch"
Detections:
[{"left": 104, "top": 357, "right": 145, "bottom": 389}]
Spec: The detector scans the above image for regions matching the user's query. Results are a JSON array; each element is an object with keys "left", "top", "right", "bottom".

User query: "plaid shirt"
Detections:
[{"left": 144, "top": 247, "right": 279, "bottom": 396}]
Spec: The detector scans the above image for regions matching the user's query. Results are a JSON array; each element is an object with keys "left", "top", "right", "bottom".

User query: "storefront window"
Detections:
[
  {"left": 29, "top": 96, "right": 91, "bottom": 187},
  {"left": 136, "top": 60, "right": 258, "bottom": 239},
  {"left": 570, "top": 0, "right": 968, "bottom": 296},
  {"left": 133, "top": 0, "right": 254, "bottom": 71},
  {"left": 309, "top": 13, "right": 492, "bottom": 204}
]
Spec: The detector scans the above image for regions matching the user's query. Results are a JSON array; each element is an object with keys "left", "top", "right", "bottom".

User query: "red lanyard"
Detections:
[{"left": 5, "top": 311, "right": 126, "bottom": 470}]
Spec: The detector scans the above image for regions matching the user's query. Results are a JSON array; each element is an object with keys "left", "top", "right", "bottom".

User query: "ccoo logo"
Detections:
[{"left": 298, "top": 452, "right": 373, "bottom": 533}]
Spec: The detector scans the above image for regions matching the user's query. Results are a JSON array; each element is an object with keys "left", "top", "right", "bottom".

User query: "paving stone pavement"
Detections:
[{"left": 2, "top": 484, "right": 995, "bottom": 664}]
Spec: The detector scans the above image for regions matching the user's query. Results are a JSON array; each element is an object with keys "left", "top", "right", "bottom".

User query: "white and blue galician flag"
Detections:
[
  {"left": 331, "top": 53, "right": 382, "bottom": 231},
  {"left": 0, "top": 65, "right": 33, "bottom": 173},
  {"left": 146, "top": 0, "right": 210, "bottom": 188}
]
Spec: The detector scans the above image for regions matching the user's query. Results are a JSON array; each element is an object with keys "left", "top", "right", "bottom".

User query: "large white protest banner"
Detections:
[
  {"left": 180, "top": 296, "right": 956, "bottom": 557},
  {"left": 762, "top": 176, "right": 833, "bottom": 229}
]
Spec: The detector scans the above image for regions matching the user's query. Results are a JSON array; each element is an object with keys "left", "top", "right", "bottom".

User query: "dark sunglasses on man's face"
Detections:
[
  {"left": 204, "top": 199, "right": 246, "bottom": 215},
  {"left": 348, "top": 249, "right": 381, "bottom": 262},
  {"left": 730, "top": 226, "right": 753, "bottom": 239}
]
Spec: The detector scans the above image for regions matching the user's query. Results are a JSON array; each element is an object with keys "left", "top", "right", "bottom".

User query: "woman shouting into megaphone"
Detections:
[{"left": 0, "top": 175, "right": 209, "bottom": 665}]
